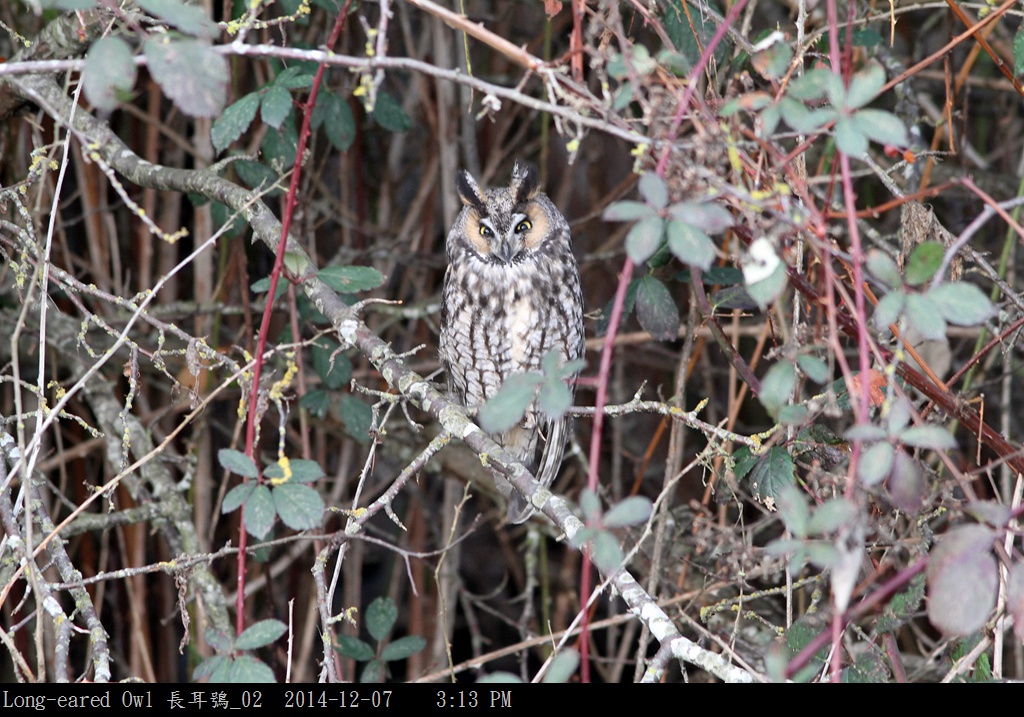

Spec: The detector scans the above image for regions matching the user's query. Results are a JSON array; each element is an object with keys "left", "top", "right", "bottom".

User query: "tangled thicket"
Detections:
[{"left": 1, "top": 0, "right": 1024, "bottom": 684}]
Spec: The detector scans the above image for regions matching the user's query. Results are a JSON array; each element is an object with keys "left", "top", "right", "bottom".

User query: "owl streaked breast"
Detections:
[{"left": 439, "top": 162, "right": 585, "bottom": 523}]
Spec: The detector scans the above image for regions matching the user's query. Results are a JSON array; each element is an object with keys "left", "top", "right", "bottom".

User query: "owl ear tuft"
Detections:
[
  {"left": 456, "top": 170, "right": 487, "bottom": 211},
  {"left": 511, "top": 161, "right": 540, "bottom": 204}
]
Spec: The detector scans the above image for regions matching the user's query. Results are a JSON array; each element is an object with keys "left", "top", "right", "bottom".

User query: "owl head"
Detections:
[{"left": 449, "top": 162, "right": 568, "bottom": 265}]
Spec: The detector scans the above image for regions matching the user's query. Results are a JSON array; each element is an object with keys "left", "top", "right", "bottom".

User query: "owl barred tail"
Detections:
[
  {"left": 498, "top": 412, "right": 573, "bottom": 523},
  {"left": 439, "top": 162, "right": 585, "bottom": 523}
]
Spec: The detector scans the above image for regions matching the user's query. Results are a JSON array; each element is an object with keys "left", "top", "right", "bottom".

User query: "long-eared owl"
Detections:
[{"left": 439, "top": 162, "right": 585, "bottom": 523}]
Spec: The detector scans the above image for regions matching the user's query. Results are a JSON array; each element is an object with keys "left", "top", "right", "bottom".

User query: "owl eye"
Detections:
[
  {"left": 479, "top": 225, "right": 494, "bottom": 238},
  {"left": 514, "top": 220, "right": 533, "bottom": 233}
]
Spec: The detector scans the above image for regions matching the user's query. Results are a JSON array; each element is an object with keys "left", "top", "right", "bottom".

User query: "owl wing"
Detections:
[{"left": 503, "top": 410, "right": 572, "bottom": 524}]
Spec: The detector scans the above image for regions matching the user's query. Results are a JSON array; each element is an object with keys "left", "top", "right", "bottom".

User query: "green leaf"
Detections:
[
  {"left": 635, "top": 276, "right": 679, "bottom": 342},
  {"left": 885, "top": 395, "right": 911, "bottom": 434},
  {"left": 775, "top": 484, "right": 810, "bottom": 538},
  {"left": 899, "top": 425, "right": 956, "bottom": 451},
  {"left": 243, "top": 485, "right": 276, "bottom": 539},
  {"left": 852, "top": 109, "right": 908, "bottom": 148},
  {"left": 143, "top": 37, "right": 227, "bottom": 118},
  {"left": 336, "top": 634, "right": 375, "bottom": 661},
  {"left": 317, "top": 265, "right": 386, "bottom": 293},
  {"left": 372, "top": 90, "right": 412, "bottom": 132},
  {"left": 682, "top": 266, "right": 744, "bottom": 286},
  {"left": 834, "top": 115, "right": 868, "bottom": 158},
  {"left": 884, "top": 395, "right": 909, "bottom": 434},
  {"left": 204, "top": 627, "right": 234, "bottom": 653},
  {"left": 262, "top": 117, "right": 299, "bottom": 170},
  {"left": 904, "top": 241, "right": 943, "bottom": 285},
  {"left": 235, "top": 618, "right": 287, "bottom": 650},
  {"left": 666, "top": 219, "right": 716, "bottom": 270},
  {"left": 218, "top": 448, "right": 259, "bottom": 478},
  {"left": 751, "top": 37, "right": 792, "bottom": 81},
  {"left": 193, "top": 654, "right": 227, "bottom": 681},
  {"left": 339, "top": 394, "right": 373, "bottom": 442},
  {"left": 40, "top": 0, "right": 98, "bottom": 8},
  {"left": 844, "top": 64, "right": 886, "bottom": 109},
  {"left": 778, "top": 404, "right": 808, "bottom": 425},
  {"left": 787, "top": 68, "right": 834, "bottom": 100},
  {"left": 797, "top": 355, "right": 829, "bottom": 383},
  {"left": 731, "top": 445, "right": 758, "bottom": 480},
  {"left": 852, "top": 29, "right": 884, "bottom": 47},
  {"left": 888, "top": 453, "right": 927, "bottom": 513},
  {"left": 274, "top": 66, "right": 314, "bottom": 90},
  {"left": 625, "top": 216, "right": 665, "bottom": 264},
  {"left": 668, "top": 202, "right": 733, "bottom": 234},
  {"left": 478, "top": 373, "right": 542, "bottom": 433},
  {"left": 637, "top": 173, "right": 668, "bottom": 209},
  {"left": 1016, "top": 25, "right": 1024, "bottom": 77},
  {"left": 591, "top": 530, "right": 625, "bottom": 574},
  {"left": 778, "top": 98, "right": 827, "bottom": 134},
  {"left": 808, "top": 498, "right": 857, "bottom": 534},
  {"left": 927, "top": 525, "right": 998, "bottom": 635},
  {"left": 844, "top": 424, "right": 888, "bottom": 442},
  {"left": 537, "top": 379, "right": 573, "bottom": 422},
  {"left": 137, "top": 0, "right": 217, "bottom": 39},
  {"left": 663, "top": 0, "right": 717, "bottom": 68},
  {"left": 904, "top": 293, "right": 946, "bottom": 341},
  {"left": 311, "top": 90, "right": 356, "bottom": 151},
  {"left": 764, "top": 538, "right": 807, "bottom": 558},
  {"left": 759, "top": 102, "right": 781, "bottom": 136},
  {"left": 596, "top": 278, "right": 639, "bottom": 336},
  {"left": 360, "top": 659, "right": 387, "bottom": 683},
  {"left": 602, "top": 496, "right": 653, "bottom": 528},
  {"left": 927, "top": 282, "right": 996, "bottom": 326},
  {"left": 1005, "top": 564, "right": 1024, "bottom": 642},
  {"left": 658, "top": 50, "right": 691, "bottom": 77},
  {"left": 760, "top": 361, "right": 796, "bottom": 417},
  {"left": 380, "top": 635, "right": 426, "bottom": 661},
  {"left": 873, "top": 290, "right": 905, "bottom": 328},
  {"left": 857, "top": 442, "right": 894, "bottom": 487},
  {"left": 366, "top": 597, "right": 398, "bottom": 642},
  {"left": 209, "top": 655, "right": 236, "bottom": 682},
  {"left": 288, "top": 459, "right": 325, "bottom": 483},
  {"left": 965, "top": 501, "right": 1012, "bottom": 528},
  {"left": 711, "top": 285, "right": 759, "bottom": 310},
  {"left": 261, "top": 84, "right": 293, "bottom": 129},
  {"left": 866, "top": 249, "right": 902, "bottom": 288},
  {"left": 543, "top": 648, "right": 580, "bottom": 683},
  {"left": 806, "top": 542, "right": 841, "bottom": 569},
  {"left": 720, "top": 91, "right": 772, "bottom": 116},
  {"left": 227, "top": 654, "right": 276, "bottom": 682},
  {"left": 222, "top": 482, "right": 256, "bottom": 514},
  {"left": 779, "top": 98, "right": 837, "bottom": 133},
  {"left": 603, "top": 200, "right": 658, "bottom": 222},
  {"left": 747, "top": 446, "right": 796, "bottom": 504},
  {"left": 234, "top": 159, "right": 281, "bottom": 194},
  {"left": 578, "top": 488, "right": 602, "bottom": 522},
  {"left": 300, "top": 389, "right": 330, "bottom": 418},
  {"left": 273, "top": 483, "right": 325, "bottom": 531},
  {"left": 876, "top": 574, "right": 925, "bottom": 633},
  {"left": 83, "top": 37, "right": 137, "bottom": 112},
  {"left": 210, "top": 200, "right": 247, "bottom": 238}
]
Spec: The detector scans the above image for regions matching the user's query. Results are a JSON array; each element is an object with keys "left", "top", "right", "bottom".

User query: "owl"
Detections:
[{"left": 439, "top": 162, "right": 585, "bottom": 523}]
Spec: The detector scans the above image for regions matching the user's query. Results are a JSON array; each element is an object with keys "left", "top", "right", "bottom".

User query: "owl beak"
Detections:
[{"left": 496, "top": 240, "right": 517, "bottom": 265}]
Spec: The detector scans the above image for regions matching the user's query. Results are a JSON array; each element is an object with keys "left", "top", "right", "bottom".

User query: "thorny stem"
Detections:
[
  {"left": 577, "top": 0, "right": 748, "bottom": 683},
  {"left": 237, "top": 1, "right": 353, "bottom": 637}
]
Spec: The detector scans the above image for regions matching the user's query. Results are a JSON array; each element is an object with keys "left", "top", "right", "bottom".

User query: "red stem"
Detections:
[
  {"left": 235, "top": 0, "right": 354, "bottom": 638},
  {"left": 577, "top": 0, "right": 748, "bottom": 684}
]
